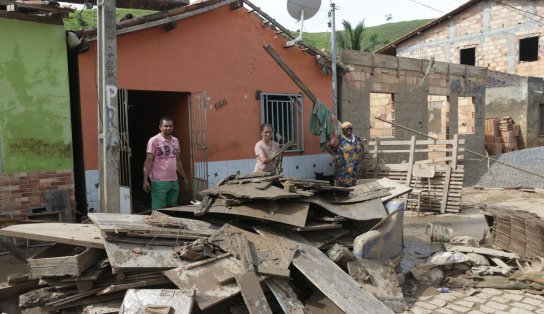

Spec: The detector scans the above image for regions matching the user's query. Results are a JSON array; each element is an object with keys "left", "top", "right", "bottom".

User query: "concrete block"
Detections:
[{"left": 399, "top": 56, "right": 423, "bottom": 72}]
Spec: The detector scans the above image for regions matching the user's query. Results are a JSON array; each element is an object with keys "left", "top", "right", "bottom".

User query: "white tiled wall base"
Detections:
[
  {"left": 84, "top": 154, "right": 335, "bottom": 209},
  {"left": 206, "top": 153, "right": 334, "bottom": 187}
]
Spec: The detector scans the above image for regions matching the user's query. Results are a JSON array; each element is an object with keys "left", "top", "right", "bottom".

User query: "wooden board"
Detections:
[
  {"left": 88, "top": 213, "right": 219, "bottom": 237},
  {"left": 253, "top": 227, "right": 393, "bottom": 314},
  {"left": 299, "top": 229, "right": 350, "bottom": 249},
  {"left": 265, "top": 278, "right": 305, "bottom": 314},
  {"left": 306, "top": 197, "right": 387, "bottom": 221},
  {"left": 103, "top": 240, "right": 185, "bottom": 272},
  {"left": 209, "top": 224, "right": 297, "bottom": 277},
  {"left": 318, "top": 186, "right": 391, "bottom": 204},
  {"left": 358, "top": 177, "right": 413, "bottom": 202},
  {"left": 120, "top": 289, "right": 193, "bottom": 314},
  {"left": 235, "top": 271, "right": 272, "bottom": 314},
  {"left": 163, "top": 201, "right": 309, "bottom": 227},
  {"left": 444, "top": 244, "right": 520, "bottom": 259},
  {"left": 164, "top": 256, "right": 265, "bottom": 310},
  {"left": 28, "top": 244, "right": 105, "bottom": 278},
  {"left": 0, "top": 223, "right": 104, "bottom": 248},
  {"left": 200, "top": 184, "right": 301, "bottom": 200}
]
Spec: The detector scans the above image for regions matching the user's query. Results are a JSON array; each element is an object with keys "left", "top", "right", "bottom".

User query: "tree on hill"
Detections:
[{"left": 337, "top": 19, "right": 365, "bottom": 51}]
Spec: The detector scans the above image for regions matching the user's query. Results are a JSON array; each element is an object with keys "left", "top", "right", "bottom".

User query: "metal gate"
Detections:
[
  {"left": 189, "top": 92, "right": 208, "bottom": 200},
  {"left": 118, "top": 88, "right": 132, "bottom": 213}
]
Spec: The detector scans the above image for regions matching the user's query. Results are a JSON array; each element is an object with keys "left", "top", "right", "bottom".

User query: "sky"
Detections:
[{"left": 242, "top": 0, "right": 471, "bottom": 32}]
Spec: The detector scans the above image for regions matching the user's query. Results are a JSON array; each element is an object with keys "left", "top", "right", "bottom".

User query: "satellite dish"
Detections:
[
  {"left": 287, "top": 0, "right": 321, "bottom": 20},
  {"left": 285, "top": 0, "right": 322, "bottom": 47}
]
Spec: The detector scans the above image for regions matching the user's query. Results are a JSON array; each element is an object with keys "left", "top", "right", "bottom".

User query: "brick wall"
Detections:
[
  {"left": 0, "top": 170, "right": 75, "bottom": 216},
  {"left": 340, "top": 50, "right": 488, "bottom": 156},
  {"left": 396, "top": 0, "right": 544, "bottom": 77}
]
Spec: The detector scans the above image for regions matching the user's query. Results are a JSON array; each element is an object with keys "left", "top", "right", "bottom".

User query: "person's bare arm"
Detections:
[
  {"left": 142, "top": 153, "right": 154, "bottom": 193},
  {"left": 326, "top": 136, "right": 340, "bottom": 159},
  {"left": 256, "top": 153, "right": 275, "bottom": 164},
  {"left": 176, "top": 154, "right": 189, "bottom": 189}
]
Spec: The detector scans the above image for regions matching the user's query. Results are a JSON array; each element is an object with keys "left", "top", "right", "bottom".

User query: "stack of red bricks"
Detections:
[
  {"left": 499, "top": 116, "right": 519, "bottom": 153},
  {"left": 484, "top": 117, "right": 520, "bottom": 155}
]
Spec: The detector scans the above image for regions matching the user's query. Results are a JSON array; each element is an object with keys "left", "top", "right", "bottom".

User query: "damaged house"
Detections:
[
  {"left": 74, "top": 0, "right": 336, "bottom": 212},
  {"left": 377, "top": 0, "right": 544, "bottom": 149},
  {"left": 0, "top": 4, "right": 76, "bottom": 218}
]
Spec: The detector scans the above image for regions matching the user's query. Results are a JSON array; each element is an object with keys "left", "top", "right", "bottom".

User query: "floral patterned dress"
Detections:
[{"left": 335, "top": 135, "right": 364, "bottom": 187}]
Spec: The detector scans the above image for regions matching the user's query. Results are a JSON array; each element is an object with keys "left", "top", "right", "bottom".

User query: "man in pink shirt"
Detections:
[{"left": 143, "top": 116, "right": 188, "bottom": 209}]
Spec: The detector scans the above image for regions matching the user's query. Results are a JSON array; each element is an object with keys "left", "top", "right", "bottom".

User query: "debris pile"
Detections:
[
  {"left": 409, "top": 229, "right": 544, "bottom": 297},
  {"left": 0, "top": 173, "right": 413, "bottom": 313}
]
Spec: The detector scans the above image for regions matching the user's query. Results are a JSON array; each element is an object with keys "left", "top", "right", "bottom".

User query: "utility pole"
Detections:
[
  {"left": 330, "top": 2, "right": 337, "bottom": 118},
  {"left": 97, "top": 0, "right": 120, "bottom": 213}
]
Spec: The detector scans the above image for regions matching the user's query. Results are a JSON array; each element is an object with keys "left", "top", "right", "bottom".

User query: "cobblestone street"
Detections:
[{"left": 407, "top": 288, "right": 544, "bottom": 314}]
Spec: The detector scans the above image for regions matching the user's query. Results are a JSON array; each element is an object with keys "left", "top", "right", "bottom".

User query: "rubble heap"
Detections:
[{"left": 0, "top": 173, "right": 412, "bottom": 313}]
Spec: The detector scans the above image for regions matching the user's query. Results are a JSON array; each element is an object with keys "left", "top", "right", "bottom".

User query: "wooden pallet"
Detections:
[{"left": 363, "top": 135, "right": 464, "bottom": 213}]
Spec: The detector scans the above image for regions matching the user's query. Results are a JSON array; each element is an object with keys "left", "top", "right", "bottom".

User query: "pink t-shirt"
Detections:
[
  {"left": 146, "top": 133, "right": 180, "bottom": 182},
  {"left": 254, "top": 140, "right": 280, "bottom": 173}
]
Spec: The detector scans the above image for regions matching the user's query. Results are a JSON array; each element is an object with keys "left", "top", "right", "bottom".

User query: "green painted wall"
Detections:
[{"left": 0, "top": 18, "right": 73, "bottom": 173}]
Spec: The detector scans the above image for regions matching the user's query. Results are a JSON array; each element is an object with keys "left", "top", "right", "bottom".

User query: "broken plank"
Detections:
[
  {"left": 306, "top": 197, "right": 387, "bottom": 221},
  {"left": 299, "top": 229, "right": 350, "bottom": 249},
  {"left": 200, "top": 184, "right": 301, "bottom": 200},
  {"left": 283, "top": 221, "right": 342, "bottom": 232},
  {"left": 96, "top": 277, "right": 171, "bottom": 295},
  {"left": 89, "top": 213, "right": 218, "bottom": 237},
  {"left": 184, "top": 253, "right": 230, "bottom": 270},
  {"left": 265, "top": 278, "right": 305, "bottom": 314},
  {"left": 120, "top": 289, "right": 194, "bottom": 314},
  {"left": 209, "top": 224, "right": 297, "bottom": 278},
  {"left": 253, "top": 227, "right": 393, "bottom": 313},
  {"left": 102, "top": 240, "right": 186, "bottom": 272},
  {"left": 0, "top": 223, "right": 104, "bottom": 249},
  {"left": 164, "top": 201, "right": 309, "bottom": 227},
  {"left": 164, "top": 256, "right": 265, "bottom": 310},
  {"left": 235, "top": 271, "right": 272, "bottom": 314},
  {"left": 490, "top": 257, "right": 513, "bottom": 273},
  {"left": 28, "top": 244, "right": 105, "bottom": 278},
  {"left": 319, "top": 187, "right": 391, "bottom": 204},
  {"left": 444, "top": 244, "right": 520, "bottom": 259}
]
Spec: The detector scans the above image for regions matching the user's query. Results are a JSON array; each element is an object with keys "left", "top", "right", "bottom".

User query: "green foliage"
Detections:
[
  {"left": 303, "top": 19, "right": 433, "bottom": 53},
  {"left": 63, "top": 8, "right": 156, "bottom": 31},
  {"left": 338, "top": 19, "right": 365, "bottom": 51}
]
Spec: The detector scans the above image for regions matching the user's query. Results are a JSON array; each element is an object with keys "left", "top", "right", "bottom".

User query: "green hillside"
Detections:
[
  {"left": 303, "top": 19, "right": 433, "bottom": 52},
  {"left": 64, "top": 9, "right": 431, "bottom": 53},
  {"left": 63, "top": 8, "right": 156, "bottom": 31}
]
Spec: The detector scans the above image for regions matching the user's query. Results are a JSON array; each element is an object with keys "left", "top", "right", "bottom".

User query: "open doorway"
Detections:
[
  {"left": 126, "top": 90, "right": 192, "bottom": 212},
  {"left": 428, "top": 95, "right": 450, "bottom": 160}
]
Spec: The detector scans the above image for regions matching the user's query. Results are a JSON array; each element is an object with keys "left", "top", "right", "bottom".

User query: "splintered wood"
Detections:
[{"left": 1, "top": 172, "right": 402, "bottom": 313}]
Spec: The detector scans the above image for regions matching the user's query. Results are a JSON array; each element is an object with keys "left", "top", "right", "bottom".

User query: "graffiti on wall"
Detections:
[
  {"left": 450, "top": 79, "right": 485, "bottom": 96},
  {"left": 451, "top": 79, "right": 485, "bottom": 128},
  {"left": 10, "top": 139, "right": 72, "bottom": 158}
]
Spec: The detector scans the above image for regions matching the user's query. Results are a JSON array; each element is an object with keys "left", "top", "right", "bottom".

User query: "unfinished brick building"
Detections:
[
  {"left": 377, "top": 0, "right": 544, "bottom": 77},
  {"left": 339, "top": 50, "right": 488, "bottom": 156},
  {"left": 377, "top": 0, "right": 544, "bottom": 149}
]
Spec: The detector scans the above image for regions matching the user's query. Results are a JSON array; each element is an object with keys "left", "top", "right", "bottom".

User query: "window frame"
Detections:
[
  {"left": 259, "top": 92, "right": 304, "bottom": 152},
  {"left": 519, "top": 36, "right": 539, "bottom": 63}
]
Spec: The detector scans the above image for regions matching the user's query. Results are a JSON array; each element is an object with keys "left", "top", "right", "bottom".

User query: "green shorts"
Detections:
[{"left": 151, "top": 181, "right": 179, "bottom": 209}]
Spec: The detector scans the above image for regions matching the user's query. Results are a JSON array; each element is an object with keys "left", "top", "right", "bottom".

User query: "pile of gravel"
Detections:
[{"left": 462, "top": 147, "right": 544, "bottom": 188}]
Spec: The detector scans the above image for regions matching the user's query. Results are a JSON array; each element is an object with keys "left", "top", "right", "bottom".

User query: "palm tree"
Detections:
[{"left": 337, "top": 19, "right": 365, "bottom": 51}]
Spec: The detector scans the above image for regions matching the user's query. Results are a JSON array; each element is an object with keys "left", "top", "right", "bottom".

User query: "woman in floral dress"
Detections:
[{"left": 328, "top": 122, "right": 364, "bottom": 187}]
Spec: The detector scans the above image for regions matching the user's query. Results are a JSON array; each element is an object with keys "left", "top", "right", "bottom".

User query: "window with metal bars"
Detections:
[{"left": 260, "top": 93, "right": 304, "bottom": 152}]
